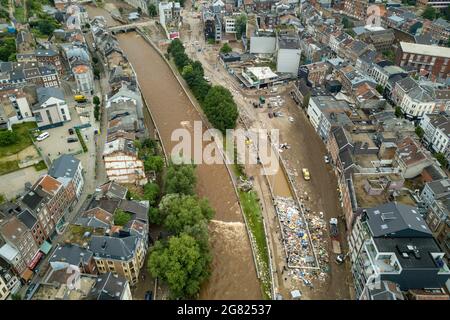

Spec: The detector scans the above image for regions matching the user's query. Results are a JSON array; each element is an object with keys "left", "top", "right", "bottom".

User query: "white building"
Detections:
[
  {"left": 400, "top": 87, "right": 436, "bottom": 119},
  {"left": 420, "top": 113, "right": 450, "bottom": 156},
  {"left": 240, "top": 67, "right": 278, "bottom": 89},
  {"left": 224, "top": 16, "right": 236, "bottom": 33},
  {"left": 72, "top": 64, "right": 94, "bottom": 95},
  {"left": 369, "top": 64, "right": 406, "bottom": 88},
  {"left": 103, "top": 137, "right": 147, "bottom": 185},
  {"left": 276, "top": 35, "right": 301, "bottom": 75},
  {"left": 32, "top": 87, "right": 71, "bottom": 129},
  {"left": 0, "top": 274, "right": 10, "bottom": 300},
  {"left": 159, "top": 2, "right": 181, "bottom": 27}
]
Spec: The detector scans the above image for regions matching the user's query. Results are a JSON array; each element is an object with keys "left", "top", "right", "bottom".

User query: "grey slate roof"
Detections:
[
  {"left": 425, "top": 179, "right": 450, "bottom": 198},
  {"left": 75, "top": 217, "right": 110, "bottom": 229},
  {"left": 36, "top": 87, "right": 65, "bottom": 105},
  {"left": 88, "top": 272, "right": 128, "bottom": 300},
  {"left": 89, "top": 235, "right": 138, "bottom": 261},
  {"left": 16, "top": 209, "right": 37, "bottom": 229},
  {"left": 48, "top": 154, "right": 80, "bottom": 179},
  {"left": 365, "top": 203, "right": 431, "bottom": 237},
  {"left": 49, "top": 244, "right": 93, "bottom": 266}
]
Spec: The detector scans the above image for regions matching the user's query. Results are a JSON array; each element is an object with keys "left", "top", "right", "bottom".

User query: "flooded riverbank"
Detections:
[{"left": 116, "top": 32, "right": 261, "bottom": 299}]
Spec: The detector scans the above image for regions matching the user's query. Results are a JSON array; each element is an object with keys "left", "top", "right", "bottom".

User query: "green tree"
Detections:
[
  {"left": 0, "top": 130, "right": 18, "bottom": 146},
  {"left": 148, "top": 4, "right": 157, "bottom": 17},
  {"left": 422, "top": 5, "right": 437, "bottom": 20},
  {"left": 165, "top": 163, "right": 197, "bottom": 195},
  {"left": 0, "top": 38, "right": 16, "bottom": 62},
  {"left": 11, "top": 293, "right": 22, "bottom": 300},
  {"left": 148, "top": 206, "right": 160, "bottom": 223},
  {"left": 114, "top": 209, "right": 132, "bottom": 226},
  {"left": 382, "top": 49, "right": 396, "bottom": 62},
  {"left": 202, "top": 86, "right": 239, "bottom": 133},
  {"left": 342, "top": 16, "right": 354, "bottom": 29},
  {"left": 143, "top": 182, "right": 160, "bottom": 206},
  {"left": 395, "top": 106, "right": 403, "bottom": 118},
  {"left": 93, "top": 67, "right": 101, "bottom": 79},
  {"left": 93, "top": 96, "right": 100, "bottom": 106},
  {"left": 144, "top": 155, "right": 165, "bottom": 173},
  {"left": 220, "top": 43, "right": 232, "bottom": 54},
  {"left": 415, "top": 126, "right": 424, "bottom": 139},
  {"left": 376, "top": 84, "right": 384, "bottom": 94},
  {"left": 147, "top": 233, "right": 211, "bottom": 298},
  {"left": 94, "top": 104, "right": 100, "bottom": 121},
  {"left": 434, "top": 152, "right": 448, "bottom": 168},
  {"left": 158, "top": 194, "right": 214, "bottom": 234},
  {"left": 235, "top": 14, "right": 247, "bottom": 40}
]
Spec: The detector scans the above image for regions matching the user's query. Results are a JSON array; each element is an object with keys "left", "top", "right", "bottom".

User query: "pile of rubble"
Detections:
[{"left": 274, "top": 197, "right": 315, "bottom": 268}]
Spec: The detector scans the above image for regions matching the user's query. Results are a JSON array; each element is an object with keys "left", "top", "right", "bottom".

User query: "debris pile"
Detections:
[{"left": 274, "top": 197, "right": 315, "bottom": 268}]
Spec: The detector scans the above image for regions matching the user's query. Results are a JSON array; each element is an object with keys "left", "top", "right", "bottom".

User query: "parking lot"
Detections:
[{"left": 34, "top": 101, "right": 97, "bottom": 163}]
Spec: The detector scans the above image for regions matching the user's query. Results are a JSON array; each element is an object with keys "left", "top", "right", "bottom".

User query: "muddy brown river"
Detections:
[{"left": 114, "top": 32, "right": 261, "bottom": 299}]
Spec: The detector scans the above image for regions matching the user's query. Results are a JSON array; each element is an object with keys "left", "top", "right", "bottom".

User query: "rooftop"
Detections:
[
  {"left": 400, "top": 42, "right": 450, "bottom": 58},
  {"left": 48, "top": 154, "right": 81, "bottom": 180},
  {"left": 88, "top": 272, "right": 128, "bottom": 300}
]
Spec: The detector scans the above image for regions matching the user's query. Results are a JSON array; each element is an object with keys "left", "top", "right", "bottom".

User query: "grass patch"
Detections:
[
  {"left": 239, "top": 190, "right": 271, "bottom": 300},
  {"left": 0, "top": 122, "right": 37, "bottom": 157},
  {"left": 0, "top": 193, "right": 5, "bottom": 204},
  {"left": 34, "top": 160, "right": 47, "bottom": 171},
  {"left": 75, "top": 128, "right": 88, "bottom": 152},
  {"left": 0, "top": 160, "right": 20, "bottom": 175}
]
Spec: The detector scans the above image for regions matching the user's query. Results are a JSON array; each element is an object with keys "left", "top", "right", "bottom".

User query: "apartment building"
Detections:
[
  {"left": 49, "top": 154, "right": 84, "bottom": 199},
  {"left": 421, "top": 179, "right": 450, "bottom": 231},
  {"left": 396, "top": 42, "right": 450, "bottom": 82},
  {"left": 420, "top": 113, "right": 450, "bottom": 157},
  {"left": 394, "top": 137, "right": 434, "bottom": 179},
  {"left": 349, "top": 202, "right": 450, "bottom": 299},
  {"left": 0, "top": 216, "right": 40, "bottom": 276},
  {"left": 89, "top": 234, "right": 146, "bottom": 285}
]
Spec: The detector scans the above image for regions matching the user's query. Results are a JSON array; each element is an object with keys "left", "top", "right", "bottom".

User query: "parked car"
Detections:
[
  {"left": 302, "top": 168, "right": 310, "bottom": 181},
  {"left": 144, "top": 291, "right": 153, "bottom": 300},
  {"left": 67, "top": 137, "right": 78, "bottom": 143},
  {"left": 324, "top": 155, "right": 330, "bottom": 164},
  {"left": 36, "top": 132, "right": 50, "bottom": 141},
  {"left": 68, "top": 128, "right": 74, "bottom": 135},
  {"left": 335, "top": 254, "right": 345, "bottom": 265}
]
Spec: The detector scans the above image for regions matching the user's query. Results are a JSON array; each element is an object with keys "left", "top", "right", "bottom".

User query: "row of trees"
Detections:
[
  {"left": 147, "top": 163, "right": 213, "bottom": 299},
  {"left": 167, "top": 39, "right": 239, "bottom": 133}
]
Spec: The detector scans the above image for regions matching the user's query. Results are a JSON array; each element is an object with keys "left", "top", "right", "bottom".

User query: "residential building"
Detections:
[
  {"left": 396, "top": 42, "right": 450, "bottom": 82},
  {"left": 15, "top": 30, "right": 35, "bottom": 54},
  {"left": 103, "top": 137, "right": 147, "bottom": 185},
  {"left": 366, "top": 29, "right": 396, "bottom": 52},
  {"left": 0, "top": 256, "right": 20, "bottom": 299},
  {"left": 0, "top": 91, "right": 33, "bottom": 126},
  {"left": 32, "top": 87, "right": 70, "bottom": 130},
  {"left": 73, "top": 64, "right": 94, "bottom": 95},
  {"left": 49, "top": 244, "right": 96, "bottom": 274},
  {"left": 0, "top": 273, "right": 9, "bottom": 300},
  {"left": 424, "top": 18, "right": 450, "bottom": 43},
  {"left": 0, "top": 216, "right": 40, "bottom": 276},
  {"left": 338, "top": 65, "right": 377, "bottom": 93},
  {"left": 299, "top": 62, "right": 330, "bottom": 87},
  {"left": 88, "top": 272, "right": 132, "bottom": 300},
  {"left": 224, "top": 16, "right": 236, "bottom": 34},
  {"left": 400, "top": 85, "right": 435, "bottom": 119},
  {"left": 276, "top": 34, "right": 301, "bottom": 75},
  {"left": 0, "top": 61, "right": 60, "bottom": 90},
  {"left": 369, "top": 62, "right": 407, "bottom": 88},
  {"left": 48, "top": 154, "right": 84, "bottom": 199},
  {"left": 307, "top": 95, "right": 352, "bottom": 141},
  {"left": 394, "top": 136, "right": 434, "bottom": 179},
  {"left": 420, "top": 113, "right": 450, "bottom": 156},
  {"left": 421, "top": 179, "right": 450, "bottom": 231},
  {"left": 35, "top": 49, "right": 63, "bottom": 75},
  {"left": 417, "top": 0, "right": 450, "bottom": 9},
  {"left": 17, "top": 209, "right": 45, "bottom": 246},
  {"left": 343, "top": 0, "right": 371, "bottom": 21},
  {"left": 349, "top": 202, "right": 450, "bottom": 299},
  {"left": 88, "top": 234, "right": 146, "bottom": 285}
]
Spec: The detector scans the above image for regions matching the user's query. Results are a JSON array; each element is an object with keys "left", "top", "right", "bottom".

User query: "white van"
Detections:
[{"left": 36, "top": 132, "right": 50, "bottom": 141}]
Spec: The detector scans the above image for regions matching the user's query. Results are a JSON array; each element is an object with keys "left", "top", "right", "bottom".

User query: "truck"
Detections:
[{"left": 74, "top": 95, "right": 88, "bottom": 103}]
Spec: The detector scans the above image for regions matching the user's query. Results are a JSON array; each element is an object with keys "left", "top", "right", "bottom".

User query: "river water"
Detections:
[{"left": 100, "top": 30, "right": 262, "bottom": 298}]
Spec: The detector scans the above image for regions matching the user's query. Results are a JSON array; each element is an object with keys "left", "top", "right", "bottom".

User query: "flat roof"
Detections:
[
  {"left": 247, "top": 67, "right": 278, "bottom": 80},
  {"left": 400, "top": 42, "right": 450, "bottom": 59}
]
